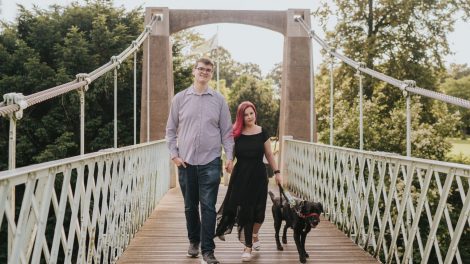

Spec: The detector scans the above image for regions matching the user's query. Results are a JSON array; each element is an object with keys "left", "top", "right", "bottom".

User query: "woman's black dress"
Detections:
[{"left": 215, "top": 128, "right": 269, "bottom": 246}]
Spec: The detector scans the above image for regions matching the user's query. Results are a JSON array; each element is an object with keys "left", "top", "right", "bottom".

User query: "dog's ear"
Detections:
[{"left": 315, "top": 202, "right": 324, "bottom": 213}]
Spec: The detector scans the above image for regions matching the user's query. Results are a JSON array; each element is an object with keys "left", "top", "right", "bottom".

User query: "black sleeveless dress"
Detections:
[{"left": 215, "top": 128, "right": 269, "bottom": 246}]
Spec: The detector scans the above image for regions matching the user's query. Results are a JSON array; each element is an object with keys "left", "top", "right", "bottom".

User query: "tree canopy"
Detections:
[
  {"left": 229, "top": 75, "right": 279, "bottom": 138},
  {"left": 0, "top": 1, "right": 281, "bottom": 170},
  {"left": 0, "top": 1, "right": 147, "bottom": 170},
  {"left": 312, "top": 0, "right": 468, "bottom": 159}
]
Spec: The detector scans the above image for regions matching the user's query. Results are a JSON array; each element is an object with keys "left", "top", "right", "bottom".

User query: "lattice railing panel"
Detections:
[
  {"left": 284, "top": 139, "right": 470, "bottom": 264},
  {"left": 0, "top": 140, "right": 170, "bottom": 263}
]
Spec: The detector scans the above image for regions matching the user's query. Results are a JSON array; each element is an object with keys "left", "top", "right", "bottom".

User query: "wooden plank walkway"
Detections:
[{"left": 118, "top": 183, "right": 380, "bottom": 264}]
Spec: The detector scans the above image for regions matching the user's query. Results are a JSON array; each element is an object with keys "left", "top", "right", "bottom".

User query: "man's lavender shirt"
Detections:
[{"left": 165, "top": 86, "right": 234, "bottom": 165}]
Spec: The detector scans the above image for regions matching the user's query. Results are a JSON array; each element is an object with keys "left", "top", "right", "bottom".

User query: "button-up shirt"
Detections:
[{"left": 165, "top": 86, "right": 234, "bottom": 165}]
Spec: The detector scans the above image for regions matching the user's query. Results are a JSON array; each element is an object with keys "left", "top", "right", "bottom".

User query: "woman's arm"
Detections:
[{"left": 264, "top": 138, "right": 283, "bottom": 185}]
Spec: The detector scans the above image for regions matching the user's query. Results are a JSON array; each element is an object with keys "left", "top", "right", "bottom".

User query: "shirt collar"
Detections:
[{"left": 188, "top": 85, "right": 215, "bottom": 96}]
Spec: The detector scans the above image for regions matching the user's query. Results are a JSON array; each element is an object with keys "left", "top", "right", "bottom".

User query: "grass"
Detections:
[{"left": 448, "top": 138, "right": 470, "bottom": 157}]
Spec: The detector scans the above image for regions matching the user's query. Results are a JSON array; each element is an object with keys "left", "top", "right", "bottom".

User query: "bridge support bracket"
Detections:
[
  {"left": 111, "top": 56, "right": 122, "bottom": 69},
  {"left": 3, "top": 93, "right": 28, "bottom": 121},
  {"left": 400, "top": 80, "right": 416, "bottom": 97}
]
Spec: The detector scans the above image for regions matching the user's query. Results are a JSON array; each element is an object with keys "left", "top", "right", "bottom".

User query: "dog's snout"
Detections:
[{"left": 310, "top": 217, "right": 320, "bottom": 228}]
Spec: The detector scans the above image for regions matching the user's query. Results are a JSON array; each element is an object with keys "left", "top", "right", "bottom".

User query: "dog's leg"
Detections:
[
  {"left": 274, "top": 217, "right": 283, "bottom": 250},
  {"left": 293, "top": 228, "right": 307, "bottom": 264},
  {"left": 282, "top": 224, "right": 288, "bottom": 244},
  {"left": 300, "top": 231, "right": 309, "bottom": 258}
]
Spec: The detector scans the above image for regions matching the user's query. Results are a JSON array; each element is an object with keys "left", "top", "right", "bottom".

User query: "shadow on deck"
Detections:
[{"left": 118, "top": 183, "right": 380, "bottom": 264}]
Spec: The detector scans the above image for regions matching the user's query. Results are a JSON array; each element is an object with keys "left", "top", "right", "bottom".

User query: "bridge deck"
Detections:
[{"left": 118, "top": 183, "right": 379, "bottom": 264}]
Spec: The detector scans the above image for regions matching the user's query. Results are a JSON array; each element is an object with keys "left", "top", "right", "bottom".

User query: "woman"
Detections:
[{"left": 215, "top": 101, "right": 282, "bottom": 262}]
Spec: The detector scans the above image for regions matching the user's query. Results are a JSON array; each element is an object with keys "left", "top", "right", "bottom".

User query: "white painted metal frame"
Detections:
[
  {"left": 284, "top": 139, "right": 470, "bottom": 264},
  {"left": 0, "top": 141, "right": 170, "bottom": 264}
]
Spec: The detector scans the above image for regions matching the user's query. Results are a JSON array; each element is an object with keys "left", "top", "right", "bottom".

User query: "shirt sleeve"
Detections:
[
  {"left": 166, "top": 95, "right": 179, "bottom": 159},
  {"left": 219, "top": 97, "right": 234, "bottom": 160}
]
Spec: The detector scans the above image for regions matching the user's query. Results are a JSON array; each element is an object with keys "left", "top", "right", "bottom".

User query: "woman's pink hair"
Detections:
[{"left": 232, "top": 101, "right": 257, "bottom": 139}]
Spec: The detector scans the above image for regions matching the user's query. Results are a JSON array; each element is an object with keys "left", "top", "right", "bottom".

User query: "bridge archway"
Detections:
[{"left": 141, "top": 7, "right": 316, "bottom": 145}]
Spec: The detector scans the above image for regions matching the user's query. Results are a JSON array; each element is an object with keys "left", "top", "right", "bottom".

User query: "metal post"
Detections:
[
  {"left": 309, "top": 34, "right": 315, "bottom": 142},
  {"left": 79, "top": 88, "right": 85, "bottom": 155},
  {"left": 133, "top": 50, "right": 137, "bottom": 145},
  {"left": 4, "top": 92, "right": 27, "bottom": 260},
  {"left": 329, "top": 52, "right": 335, "bottom": 146},
  {"left": 76, "top": 73, "right": 89, "bottom": 155},
  {"left": 216, "top": 48, "right": 220, "bottom": 92},
  {"left": 402, "top": 80, "right": 415, "bottom": 157},
  {"left": 216, "top": 27, "right": 220, "bottom": 92},
  {"left": 406, "top": 93, "right": 411, "bottom": 157},
  {"left": 8, "top": 116, "right": 16, "bottom": 170},
  {"left": 146, "top": 34, "right": 150, "bottom": 142},
  {"left": 280, "top": 135, "right": 294, "bottom": 186},
  {"left": 8, "top": 115, "right": 16, "bottom": 258},
  {"left": 114, "top": 67, "right": 118, "bottom": 148},
  {"left": 357, "top": 63, "right": 365, "bottom": 151}
]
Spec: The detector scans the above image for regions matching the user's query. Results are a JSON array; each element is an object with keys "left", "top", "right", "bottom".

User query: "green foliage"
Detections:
[
  {"left": 229, "top": 75, "right": 280, "bottom": 138},
  {"left": 439, "top": 64, "right": 470, "bottom": 136},
  {"left": 266, "top": 62, "right": 282, "bottom": 97},
  {"left": 171, "top": 30, "right": 203, "bottom": 94},
  {"left": 0, "top": 0, "right": 144, "bottom": 170},
  {"left": 313, "top": 0, "right": 468, "bottom": 160}
]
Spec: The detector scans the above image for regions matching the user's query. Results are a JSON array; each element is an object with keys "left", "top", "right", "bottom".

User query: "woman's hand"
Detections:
[{"left": 274, "top": 172, "right": 283, "bottom": 186}]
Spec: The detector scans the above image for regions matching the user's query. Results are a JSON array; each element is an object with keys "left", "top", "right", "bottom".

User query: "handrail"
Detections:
[
  {"left": 284, "top": 139, "right": 470, "bottom": 264},
  {"left": 0, "top": 140, "right": 170, "bottom": 263}
]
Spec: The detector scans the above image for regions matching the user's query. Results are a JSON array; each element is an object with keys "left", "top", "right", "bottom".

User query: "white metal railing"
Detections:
[
  {"left": 284, "top": 139, "right": 470, "bottom": 264},
  {"left": 0, "top": 140, "right": 170, "bottom": 264}
]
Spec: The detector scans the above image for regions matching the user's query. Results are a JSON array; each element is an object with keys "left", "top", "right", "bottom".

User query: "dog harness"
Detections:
[
  {"left": 298, "top": 212, "right": 319, "bottom": 219},
  {"left": 278, "top": 185, "right": 320, "bottom": 220}
]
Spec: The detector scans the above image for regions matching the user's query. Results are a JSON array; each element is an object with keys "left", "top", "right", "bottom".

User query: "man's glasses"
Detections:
[{"left": 196, "top": 67, "right": 213, "bottom": 73}]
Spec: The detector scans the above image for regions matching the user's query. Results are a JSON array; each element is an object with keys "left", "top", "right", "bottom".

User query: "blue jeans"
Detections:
[{"left": 178, "top": 157, "right": 221, "bottom": 255}]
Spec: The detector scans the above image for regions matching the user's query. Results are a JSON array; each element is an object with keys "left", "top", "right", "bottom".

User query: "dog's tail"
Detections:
[{"left": 268, "top": 190, "right": 276, "bottom": 202}]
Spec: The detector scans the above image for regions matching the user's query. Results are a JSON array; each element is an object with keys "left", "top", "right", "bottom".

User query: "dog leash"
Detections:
[
  {"left": 278, "top": 184, "right": 296, "bottom": 208},
  {"left": 278, "top": 184, "right": 319, "bottom": 219}
]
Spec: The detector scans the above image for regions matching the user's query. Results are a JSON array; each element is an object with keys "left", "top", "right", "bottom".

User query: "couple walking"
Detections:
[{"left": 166, "top": 58, "right": 282, "bottom": 263}]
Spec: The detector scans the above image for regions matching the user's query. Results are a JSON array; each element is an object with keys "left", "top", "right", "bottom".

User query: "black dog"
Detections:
[{"left": 268, "top": 190, "right": 323, "bottom": 264}]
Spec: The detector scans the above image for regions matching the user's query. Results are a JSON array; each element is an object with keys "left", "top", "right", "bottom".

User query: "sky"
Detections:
[{"left": 1, "top": 0, "right": 469, "bottom": 75}]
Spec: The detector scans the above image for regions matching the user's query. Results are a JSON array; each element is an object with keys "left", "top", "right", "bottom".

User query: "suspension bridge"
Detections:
[{"left": 1, "top": 7, "right": 470, "bottom": 264}]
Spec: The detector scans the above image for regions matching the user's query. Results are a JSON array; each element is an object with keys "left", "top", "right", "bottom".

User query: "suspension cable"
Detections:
[
  {"left": 0, "top": 14, "right": 162, "bottom": 117},
  {"left": 295, "top": 17, "right": 470, "bottom": 110}
]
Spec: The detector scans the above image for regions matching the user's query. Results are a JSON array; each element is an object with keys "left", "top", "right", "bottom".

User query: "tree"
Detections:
[
  {"left": 171, "top": 29, "right": 204, "bottom": 94},
  {"left": 266, "top": 62, "right": 282, "bottom": 97},
  {"left": 313, "top": 0, "right": 468, "bottom": 159},
  {"left": 440, "top": 64, "right": 470, "bottom": 136},
  {"left": 199, "top": 46, "right": 238, "bottom": 87},
  {"left": 229, "top": 75, "right": 280, "bottom": 138},
  {"left": 0, "top": 1, "right": 144, "bottom": 168},
  {"left": 239, "top": 62, "right": 262, "bottom": 80}
]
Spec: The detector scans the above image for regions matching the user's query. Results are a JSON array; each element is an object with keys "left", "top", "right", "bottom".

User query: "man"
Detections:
[{"left": 166, "top": 58, "right": 234, "bottom": 264}]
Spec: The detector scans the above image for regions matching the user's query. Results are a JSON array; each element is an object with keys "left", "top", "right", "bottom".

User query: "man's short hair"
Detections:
[{"left": 194, "top": 58, "right": 214, "bottom": 69}]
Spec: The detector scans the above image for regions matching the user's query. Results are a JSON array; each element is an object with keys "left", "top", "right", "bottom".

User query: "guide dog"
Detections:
[{"left": 268, "top": 187, "right": 323, "bottom": 264}]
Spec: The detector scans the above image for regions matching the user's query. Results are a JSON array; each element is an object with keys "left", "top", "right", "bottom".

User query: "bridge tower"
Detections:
[{"left": 141, "top": 7, "right": 316, "bottom": 144}]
